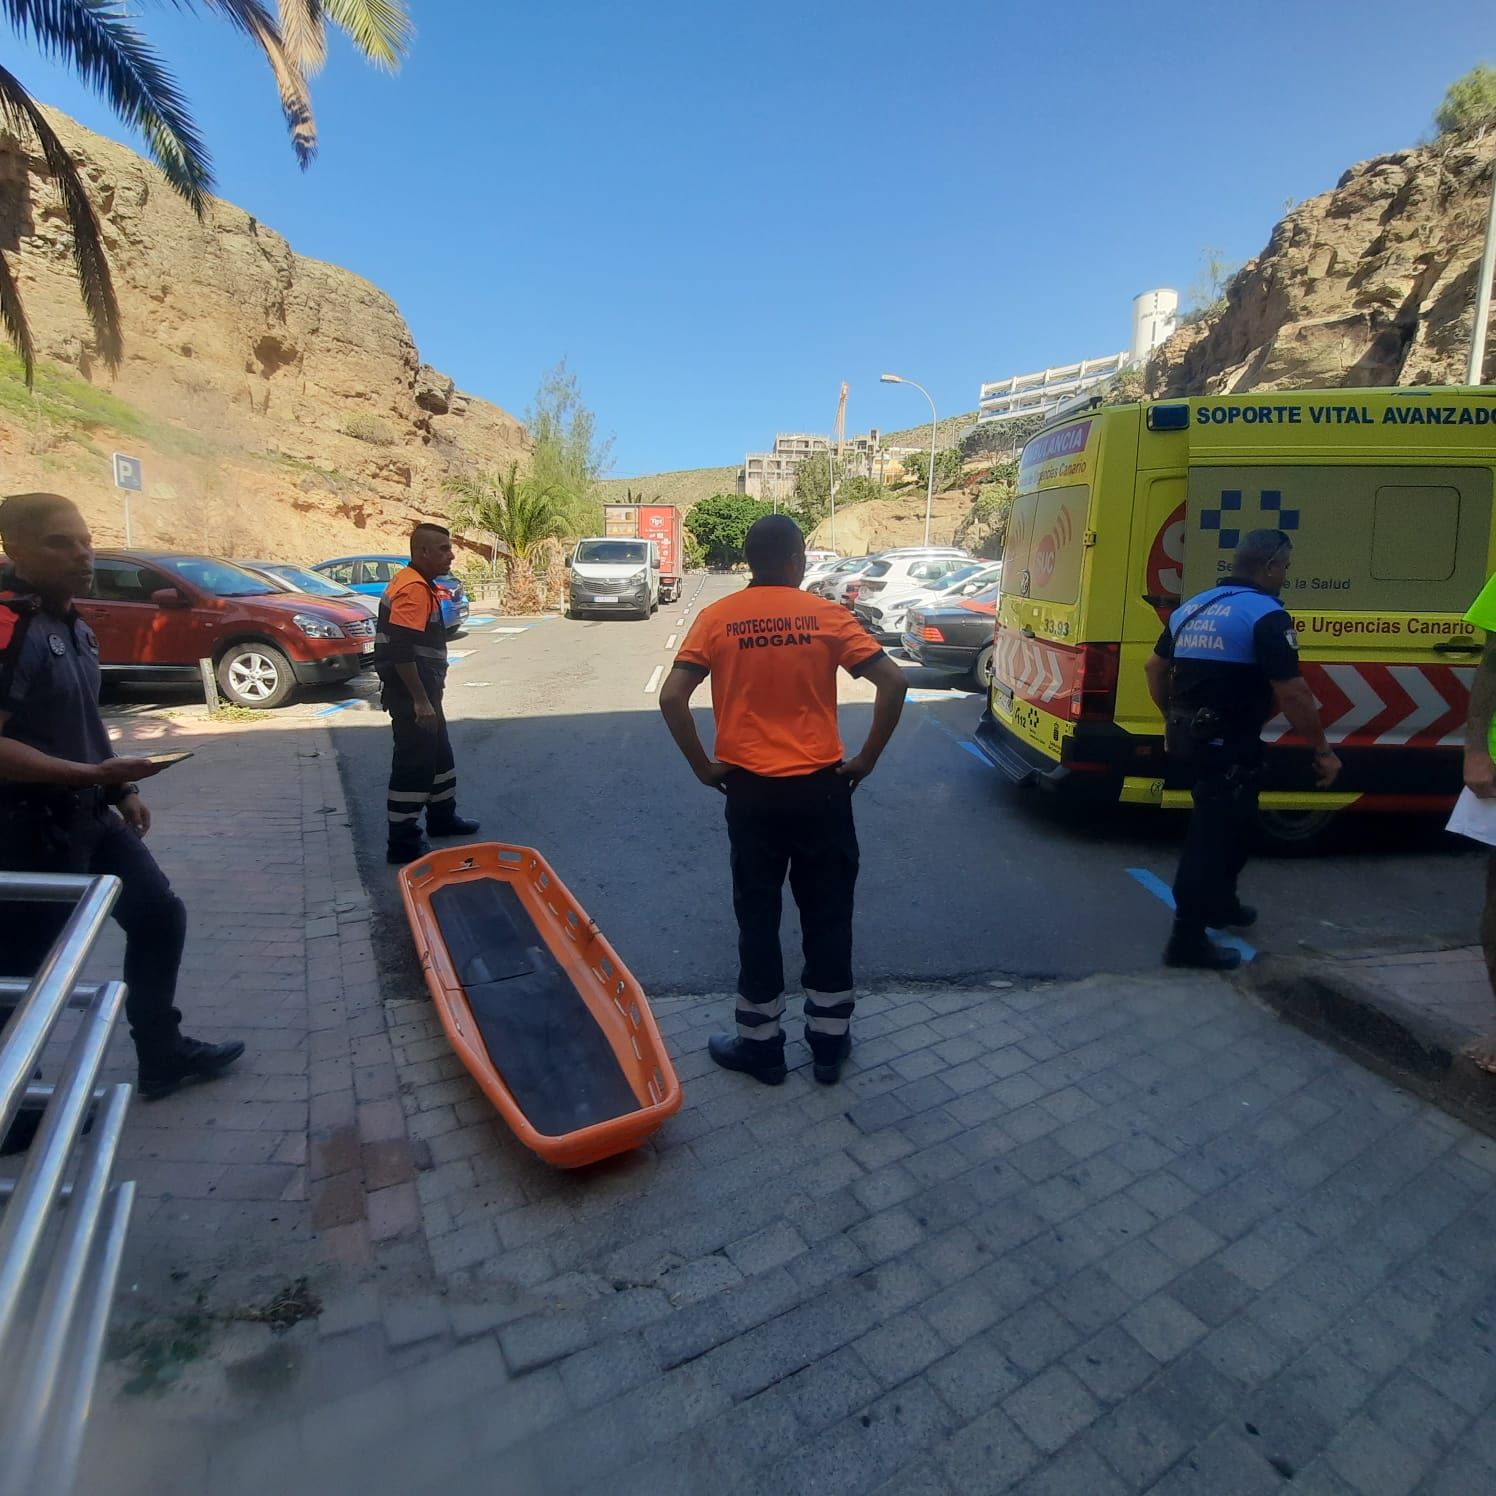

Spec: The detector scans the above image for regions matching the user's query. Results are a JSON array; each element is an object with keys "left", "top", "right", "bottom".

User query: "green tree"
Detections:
[
  {"left": 0, "top": 0, "right": 409, "bottom": 383},
  {"left": 792, "top": 451, "right": 833, "bottom": 523},
  {"left": 960, "top": 414, "right": 1044, "bottom": 461},
  {"left": 1179, "top": 246, "right": 1241, "bottom": 326},
  {"left": 903, "top": 448, "right": 964, "bottom": 492},
  {"left": 447, "top": 461, "right": 568, "bottom": 613},
  {"left": 834, "top": 474, "right": 881, "bottom": 507},
  {"left": 956, "top": 476, "right": 1017, "bottom": 560},
  {"left": 527, "top": 359, "right": 613, "bottom": 537},
  {"left": 1436, "top": 63, "right": 1496, "bottom": 136},
  {"left": 685, "top": 493, "right": 775, "bottom": 567}
]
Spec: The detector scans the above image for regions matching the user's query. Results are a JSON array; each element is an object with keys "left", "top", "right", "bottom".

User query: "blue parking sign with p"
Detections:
[{"left": 112, "top": 453, "right": 143, "bottom": 492}]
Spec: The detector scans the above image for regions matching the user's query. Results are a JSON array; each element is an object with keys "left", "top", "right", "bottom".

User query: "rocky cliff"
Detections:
[
  {"left": 1147, "top": 132, "right": 1496, "bottom": 395},
  {"left": 0, "top": 107, "right": 526, "bottom": 556}
]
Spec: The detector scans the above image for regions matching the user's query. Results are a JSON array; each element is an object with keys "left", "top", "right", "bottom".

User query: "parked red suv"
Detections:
[{"left": 80, "top": 551, "right": 375, "bottom": 709}]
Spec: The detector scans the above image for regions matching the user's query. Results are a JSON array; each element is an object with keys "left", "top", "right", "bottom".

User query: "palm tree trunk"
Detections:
[{"left": 503, "top": 555, "right": 544, "bottom": 614}]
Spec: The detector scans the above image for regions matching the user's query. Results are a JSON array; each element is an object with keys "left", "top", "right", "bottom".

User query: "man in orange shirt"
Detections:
[
  {"left": 373, "top": 523, "right": 479, "bottom": 864},
  {"left": 660, "top": 515, "right": 908, "bottom": 1085}
]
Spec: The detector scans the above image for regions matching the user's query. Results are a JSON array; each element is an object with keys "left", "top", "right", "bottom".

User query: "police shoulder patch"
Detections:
[{"left": 1285, "top": 628, "right": 1299, "bottom": 650}]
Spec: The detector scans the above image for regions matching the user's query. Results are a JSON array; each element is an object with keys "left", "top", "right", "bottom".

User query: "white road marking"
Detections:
[
  {"left": 644, "top": 665, "right": 665, "bottom": 694},
  {"left": 666, "top": 634, "right": 678, "bottom": 649},
  {"left": 491, "top": 626, "right": 530, "bottom": 635},
  {"left": 676, "top": 617, "right": 687, "bottom": 626},
  {"left": 463, "top": 681, "right": 493, "bottom": 687}
]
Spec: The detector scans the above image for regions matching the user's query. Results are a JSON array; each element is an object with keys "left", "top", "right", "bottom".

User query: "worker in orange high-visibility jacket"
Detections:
[
  {"left": 659, "top": 515, "right": 908, "bottom": 1086},
  {"left": 372, "top": 522, "right": 479, "bottom": 864}
]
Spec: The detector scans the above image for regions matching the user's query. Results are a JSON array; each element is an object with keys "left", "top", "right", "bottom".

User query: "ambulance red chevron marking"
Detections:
[{"left": 1261, "top": 662, "right": 1472, "bottom": 747}]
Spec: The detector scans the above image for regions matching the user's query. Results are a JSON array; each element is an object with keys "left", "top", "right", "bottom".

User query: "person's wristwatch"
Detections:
[{"left": 104, "top": 782, "right": 140, "bottom": 805}]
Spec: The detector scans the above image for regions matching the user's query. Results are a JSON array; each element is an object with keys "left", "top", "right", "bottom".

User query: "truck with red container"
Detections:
[{"left": 604, "top": 503, "right": 685, "bottom": 603}]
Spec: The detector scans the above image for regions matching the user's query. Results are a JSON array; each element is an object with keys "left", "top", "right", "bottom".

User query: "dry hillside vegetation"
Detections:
[{"left": 0, "top": 108, "right": 526, "bottom": 559}]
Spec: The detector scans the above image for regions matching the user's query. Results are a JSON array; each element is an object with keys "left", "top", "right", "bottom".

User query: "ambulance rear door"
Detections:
[{"left": 991, "top": 411, "right": 1129, "bottom": 771}]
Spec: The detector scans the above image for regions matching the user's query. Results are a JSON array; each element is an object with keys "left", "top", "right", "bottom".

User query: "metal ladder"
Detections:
[{"left": 0, "top": 872, "right": 136, "bottom": 1496}]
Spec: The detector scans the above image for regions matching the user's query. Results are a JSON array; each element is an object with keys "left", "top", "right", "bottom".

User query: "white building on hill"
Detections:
[{"left": 978, "top": 289, "right": 1178, "bottom": 426}]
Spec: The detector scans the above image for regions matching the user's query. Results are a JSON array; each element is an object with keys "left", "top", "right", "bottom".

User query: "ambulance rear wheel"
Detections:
[{"left": 1256, "top": 807, "right": 1336, "bottom": 854}]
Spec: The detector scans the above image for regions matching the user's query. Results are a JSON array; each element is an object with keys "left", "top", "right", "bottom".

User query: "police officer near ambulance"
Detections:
[
  {"left": 374, "top": 522, "right": 479, "bottom": 864},
  {"left": 0, "top": 493, "right": 244, "bottom": 1101},
  {"left": 1145, "top": 528, "right": 1341, "bottom": 970}
]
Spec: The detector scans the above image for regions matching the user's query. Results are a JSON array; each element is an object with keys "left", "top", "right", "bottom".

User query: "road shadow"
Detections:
[{"left": 320, "top": 697, "right": 1482, "bottom": 998}]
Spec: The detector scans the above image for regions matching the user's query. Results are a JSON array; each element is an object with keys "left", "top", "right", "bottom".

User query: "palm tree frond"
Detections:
[
  {"left": 177, "top": 0, "right": 317, "bottom": 164},
  {"left": 321, "top": 0, "right": 411, "bottom": 70},
  {"left": 0, "top": 63, "right": 122, "bottom": 370},
  {"left": 0, "top": 247, "right": 36, "bottom": 385},
  {"left": 1, "top": 0, "right": 214, "bottom": 210},
  {"left": 274, "top": 0, "right": 327, "bottom": 75}
]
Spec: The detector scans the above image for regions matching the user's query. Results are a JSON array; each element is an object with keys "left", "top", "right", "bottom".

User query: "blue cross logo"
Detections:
[{"left": 1196, "top": 489, "right": 1299, "bottom": 550}]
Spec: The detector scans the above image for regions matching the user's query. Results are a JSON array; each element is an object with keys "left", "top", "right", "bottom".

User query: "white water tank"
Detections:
[{"left": 1130, "top": 288, "right": 1179, "bottom": 363}]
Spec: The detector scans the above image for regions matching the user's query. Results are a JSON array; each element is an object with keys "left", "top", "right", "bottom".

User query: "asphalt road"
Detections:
[{"left": 331, "top": 573, "right": 1483, "bottom": 998}]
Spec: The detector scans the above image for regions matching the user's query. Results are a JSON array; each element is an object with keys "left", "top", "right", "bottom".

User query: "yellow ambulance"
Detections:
[{"left": 973, "top": 386, "right": 1496, "bottom": 844}]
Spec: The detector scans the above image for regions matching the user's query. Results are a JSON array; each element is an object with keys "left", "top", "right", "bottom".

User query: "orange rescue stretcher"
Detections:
[{"left": 398, "top": 843, "right": 682, "bottom": 1168}]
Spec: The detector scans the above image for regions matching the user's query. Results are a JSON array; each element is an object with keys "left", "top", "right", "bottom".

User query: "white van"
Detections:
[{"left": 567, "top": 537, "right": 660, "bottom": 620}]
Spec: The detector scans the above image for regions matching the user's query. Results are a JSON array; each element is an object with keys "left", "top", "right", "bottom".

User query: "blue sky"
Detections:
[{"left": 11, "top": 2, "right": 1487, "bottom": 476}]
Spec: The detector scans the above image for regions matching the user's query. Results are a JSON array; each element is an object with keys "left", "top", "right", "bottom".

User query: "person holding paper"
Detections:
[{"left": 1460, "top": 574, "right": 1496, "bottom": 1073}]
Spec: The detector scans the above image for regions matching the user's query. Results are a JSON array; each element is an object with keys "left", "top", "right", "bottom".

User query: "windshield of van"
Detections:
[
  {"left": 575, "top": 540, "right": 648, "bottom": 565},
  {"left": 166, "top": 557, "right": 280, "bottom": 598}
]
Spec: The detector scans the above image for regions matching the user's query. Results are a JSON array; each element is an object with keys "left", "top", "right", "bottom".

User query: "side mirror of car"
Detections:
[
  {"left": 151, "top": 588, "right": 189, "bottom": 610},
  {"left": 563, "top": 555, "right": 573, "bottom": 569}
]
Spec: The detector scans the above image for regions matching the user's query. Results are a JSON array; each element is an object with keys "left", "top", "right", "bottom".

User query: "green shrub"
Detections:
[
  {"left": 343, "top": 411, "right": 397, "bottom": 446},
  {"left": 1436, "top": 63, "right": 1496, "bottom": 136}
]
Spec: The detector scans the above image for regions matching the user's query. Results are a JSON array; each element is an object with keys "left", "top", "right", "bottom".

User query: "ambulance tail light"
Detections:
[{"left": 1070, "top": 642, "right": 1120, "bottom": 722}]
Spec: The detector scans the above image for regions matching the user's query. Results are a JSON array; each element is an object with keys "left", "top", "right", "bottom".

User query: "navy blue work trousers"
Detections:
[{"left": 0, "top": 810, "right": 186, "bottom": 1057}]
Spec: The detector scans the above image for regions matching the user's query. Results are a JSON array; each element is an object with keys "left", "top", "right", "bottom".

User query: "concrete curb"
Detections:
[{"left": 1243, "top": 953, "right": 1496, "bottom": 1140}]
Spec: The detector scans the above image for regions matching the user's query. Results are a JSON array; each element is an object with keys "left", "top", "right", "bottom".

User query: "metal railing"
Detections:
[{"left": 0, "top": 873, "right": 136, "bottom": 1496}]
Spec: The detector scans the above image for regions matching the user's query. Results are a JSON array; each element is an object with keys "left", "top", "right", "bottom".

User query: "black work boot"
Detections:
[
  {"left": 1163, "top": 922, "right": 1242, "bottom": 972},
  {"left": 427, "top": 811, "right": 481, "bottom": 837},
  {"left": 708, "top": 1034, "right": 787, "bottom": 1086},
  {"left": 387, "top": 834, "right": 431, "bottom": 865},
  {"left": 1216, "top": 902, "right": 1258, "bottom": 929},
  {"left": 138, "top": 1036, "right": 246, "bottom": 1102},
  {"left": 808, "top": 1033, "right": 852, "bottom": 1086}
]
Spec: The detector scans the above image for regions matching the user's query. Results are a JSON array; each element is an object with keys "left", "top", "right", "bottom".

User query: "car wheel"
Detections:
[
  {"left": 217, "top": 643, "right": 294, "bottom": 709},
  {"left": 971, "top": 645, "right": 994, "bottom": 690},
  {"left": 1255, "top": 807, "right": 1337, "bottom": 854}
]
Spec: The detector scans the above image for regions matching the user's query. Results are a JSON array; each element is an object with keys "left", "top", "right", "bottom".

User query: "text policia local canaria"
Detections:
[
  {"left": 726, "top": 615, "right": 825, "bottom": 650},
  {"left": 1196, "top": 403, "right": 1496, "bottom": 426}
]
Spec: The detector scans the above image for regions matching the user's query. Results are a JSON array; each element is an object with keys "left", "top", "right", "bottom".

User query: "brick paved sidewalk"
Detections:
[
  {"left": 72, "top": 723, "right": 1496, "bottom": 1496},
  {"left": 1249, "top": 943, "right": 1496, "bottom": 1137}
]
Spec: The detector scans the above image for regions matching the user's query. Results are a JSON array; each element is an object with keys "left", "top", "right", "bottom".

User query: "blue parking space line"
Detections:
[
  {"left": 464, "top": 614, "right": 498, "bottom": 627},
  {"left": 960, "top": 741, "right": 991, "bottom": 766},
  {"left": 314, "top": 701, "right": 355, "bottom": 716},
  {"left": 1124, "top": 867, "right": 1257, "bottom": 961}
]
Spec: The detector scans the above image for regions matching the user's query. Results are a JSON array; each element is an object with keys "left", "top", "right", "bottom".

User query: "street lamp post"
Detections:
[{"left": 881, "top": 372, "right": 938, "bottom": 546}]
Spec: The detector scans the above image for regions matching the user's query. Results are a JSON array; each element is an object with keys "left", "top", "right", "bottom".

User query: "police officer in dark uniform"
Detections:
[
  {"left": 1145, "top": 529, "right": 1341, "bottom": 970},
  {"left": 0, "top": 493, "right": 244, "bottom": 1099},
  {"left": 373, "top": 522, "right": 479, "bottom": 864}
]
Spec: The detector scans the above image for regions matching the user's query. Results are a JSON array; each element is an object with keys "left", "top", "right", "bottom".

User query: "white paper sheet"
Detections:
[{"left": 1447, "top": 787, "right": 1496, "bottom": 848}]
